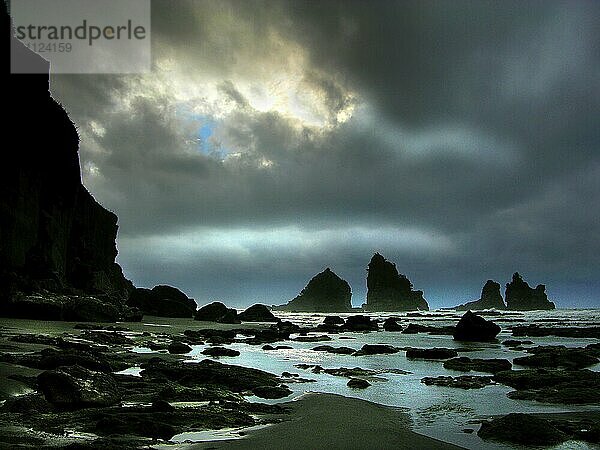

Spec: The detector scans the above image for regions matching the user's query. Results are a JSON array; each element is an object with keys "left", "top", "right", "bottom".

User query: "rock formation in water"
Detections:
[
  {"left": 505, "top": 273, "right": 555, "bottom": 311},
  {"left": 127, "top": 285, "right": 197, "bottom": 318},
  {"left": 455, "top": 280, "right": 506, "bottom": 311},
  {"left": 237, "top": 304, "right": 278, "bottom": 322},
  {"left": 453, "top": 311, "right": 501, "bottom": 341},
  {"left": 363, "top": 253, "right": 429, "bottom": 311},
  {"left": 0, "top": 14, "right": 136, "bottom": 321},
  {"left": 273, "top": 268, "right": 352, "bottom": 312},
  {"left": 194, "top": 301, "right": 240, "bottom": 323}
]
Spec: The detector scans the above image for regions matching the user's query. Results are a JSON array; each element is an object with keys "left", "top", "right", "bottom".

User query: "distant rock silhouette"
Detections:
[
  {"left": 273, "top": 268, "right": 352, "bottom": 312},
  {"left": 238, "top": 304, "right": 278, "bottom": 322},
  {"left": 128, "top": 285, "right": 196, "bottom": 318},
  {"left": 194, "top": 301, "right": 240, "bottom": 323},
  {"left": 364, "top": 253, "right": 429, "bottom": 311},
  {"left": 456, "top": 280, "right": 506, "bottom": 311},
  {"left": 0, "top": 13, "right": 135, "bottom": 321},
  {"left": 505, "top": 273, "right": 555, "bottom": 311}
]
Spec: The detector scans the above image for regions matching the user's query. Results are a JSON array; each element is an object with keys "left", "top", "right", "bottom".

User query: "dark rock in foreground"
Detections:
[
  {"left": 353, "top": 344, "right": 399, "bottom": 356},
  {"left": 202, "top": 346, "right": 241, "bottom": 357},
  {"left": 455, "top": 280, "right": 506, "bottom": 311},
  {"left": 513, "top": 345, "right": 599, "bottom": 369},
  {"left": 323, "top": 315, "right": 345, "bottom": 325},
  {"left": 341, "top": 315, "right": 379, "bottom": 332},
  {"left": 512, "top": 325, "right": 600, "bottom": 339},
  {"left": 274, "top": 268, "right": 352, "bottom": 312},
  {"left": 505, "top": 272, "right": 555, "bottom": 310},
  {"left": 37, "top": 365, "right": 120, "bottom": 409},
  {"left": 312, "top": 345, "right": 356, "bottom": 355},
  {"left": 363, "top": 253, "right": 429, "bottom": 311},
  {"left": 251, "top": 385, "right": 292, "bottom": 399},
  {"left": 402, "top": 323, "right": 455, "bottom": 335},
  {"left": 195, "top": 301, "right": 240, "bottom": 323},
  {"left": 128, "top": 285, "right": 196, "bottom": 318},
  {"left": 141, "top": 358, "right": 280, "bottom": 392},
  {"left": 453, "top": 311, "right": 501, "bottom": 341},
  {"left": 444, "top": 357, "right": 512, "bottom": 374},
  {"left": 406, "top": 347, "right": 458, "bottom": 360},
  {"left": 421, "top": 375, "right": 492, "bottom": 389},
  {"left": 382, "top": 317, "right": 403, "bottom": 331},
  {"left": 237, "top": 304, "right": 278, "bottom": 322},
  {"left": 347, "top": 378, "right": 371, "bottom": 389},
  {"left": 167, "top": 342, "right": 192, "bottom": 354},
  {"left": 478, "top": 413, "right": 567, "bottom": 446}
]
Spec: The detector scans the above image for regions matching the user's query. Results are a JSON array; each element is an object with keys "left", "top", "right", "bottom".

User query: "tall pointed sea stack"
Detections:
[
  {"left": 364, "top": 253, "right": 429, "bottom": 311},
  {"left": 505, "top": 273, "right": 555, "bottom": 311},
  {"left": 274, "top": 268, "right": 352, "bottom": 312},
  {"left": 0, "top": 14, "right": 134, "bottom": 321},
  {"left": 456, "top": 280, "right": 506, "bottom": 311}
]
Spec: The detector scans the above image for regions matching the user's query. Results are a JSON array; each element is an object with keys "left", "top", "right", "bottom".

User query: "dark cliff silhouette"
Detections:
[
  {"left": 273, "top": 268, "right": 352, "bottom": 312},
  {"left": 455, "top": 280, "right": 506, "bottom": 311},
  {"left": 505, "top": 272, "right": 555, "bottom": 311},
  {"left": 0, "top": 6, "right": 135, "bottom": 321},
  {"left": 364, "top": 253, "right": 429, "bottom": 311}
]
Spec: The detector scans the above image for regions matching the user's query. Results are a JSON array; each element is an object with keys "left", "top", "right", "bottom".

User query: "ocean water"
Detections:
[{"left": 168, "top": 309, "right": 600, "bottom": 450}]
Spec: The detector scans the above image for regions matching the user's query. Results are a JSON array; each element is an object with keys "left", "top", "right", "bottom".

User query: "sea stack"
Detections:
[
  {"left": 505, "top": 273, "right": 555, "bottom": 311},
  {"left": 364, "top": 253, "right": 429, "bottom": 311},
  {"left": 456, "top": 280, "right": 506, "bottom": 311},
  {"left": 274, "top": 268, "right": 352, "bottom": 312},
  {"left": 0, "top": 23, "right": 135, "bottom": 322}
]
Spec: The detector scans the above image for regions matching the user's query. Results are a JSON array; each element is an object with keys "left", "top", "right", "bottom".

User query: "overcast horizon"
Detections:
[{"left": 48, "top": 0, "right": 599, "bottom": 309}]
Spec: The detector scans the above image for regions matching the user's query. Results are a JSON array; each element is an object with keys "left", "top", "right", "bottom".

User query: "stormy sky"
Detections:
[{"left": 49, "top": 0, "right": 600, "bottom": 309}]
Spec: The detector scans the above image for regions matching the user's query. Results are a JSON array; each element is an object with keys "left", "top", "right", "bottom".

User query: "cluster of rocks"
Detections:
[
  {"left": 455, "top": 273, "right": 555, "bottom": 311},
  {"left": 0, "top": 321, "right": 296, "bottom": 447}
]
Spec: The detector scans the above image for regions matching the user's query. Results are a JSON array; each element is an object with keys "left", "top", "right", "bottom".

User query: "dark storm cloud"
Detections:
[{"left": 49, "top": 0, "right": 600, "bottom": 307}]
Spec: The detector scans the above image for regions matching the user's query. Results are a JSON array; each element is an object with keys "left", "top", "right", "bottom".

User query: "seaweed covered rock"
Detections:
[
  {"left": 237, "top": 304, "right": 278, "bottom": 322},
  {"left": 455, "top": 280, "right": 505, "bottom": 311},
  {"left": 505, "top": 273, "right": 555, "bottom": 311},
  {"left": 128, "top": 285, "right": 196, "bottom": 318},
  {"left": 364, "top": 253, "right": 428, "bottom": 311},
  {"left": 194, "top": 302, "right": 239, "bottom": 323},
  {"left": 341, "top": 315, "right": 379, "bottom": 332},
  {"left": 274, "top": 268, "right": 352, "bottom": 312},
  {"left": 453, "top": 311, "right": 501, "bottom": 341}
]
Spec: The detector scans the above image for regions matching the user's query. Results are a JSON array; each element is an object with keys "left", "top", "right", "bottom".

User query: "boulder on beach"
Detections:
[
  {"left": 444, "top": 357, "right": 512, "bottom": 374},
  {"left": 347, "top": 378, "right": 371, "bottom": 389},
  {"left": 128, "top": 285, "right": 196, "bottom": 318},
  {"left": 382, "top": 317, "right": 403, "bottom": 331},
  {"left": 237, "top": 304, "right": 278, "bottom": 322},
  {"left": 455, "top": 280, "right": 506, "bottom": 311},
  {"left": 194, "top": 301, "right": 240, "bottom": 323},
  {"left": 353, "top": 344, "right": 399, "bottom": 356},
  {"left": 478, "top": 413, "right": 567, "bottom": 446},
  {"left": 406, "top": 348, "right": 458, "bottom": 360},
  {"left": 167, "top": 342, "right": 192, "bottom": 354},
  {"left": 273, "top": 268, "right": 352, "bottom": 312},
  {"left": 453, "top": 311, "right": 501, "bottom": 341},
  {"left": 363, "top": 253, "right": 429, "bottom": 311},
  {"left": 323, "top": 316, "right": 345, "bottom": 325},
  {"left": 421, "top": 375, "right": 492, "bottom": 389},
  {"left": 37, "top": 365, "right": 120, "bottom": 409},
  {"left": 505, "top": 273, "right": 555, "bottom": 310},
  {"left": 201, "top": 347, "right": 241, "bottom": 357},
  {"left": 341, "top": 315, "right": 379, "bottom": 332},
  {"left": 251, "top": 385, "right": 292, "bottom": 399}
]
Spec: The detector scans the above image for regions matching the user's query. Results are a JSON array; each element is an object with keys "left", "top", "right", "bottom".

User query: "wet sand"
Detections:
[{"left": 189, "top": 392, "right": 463, "bottom": 450}]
